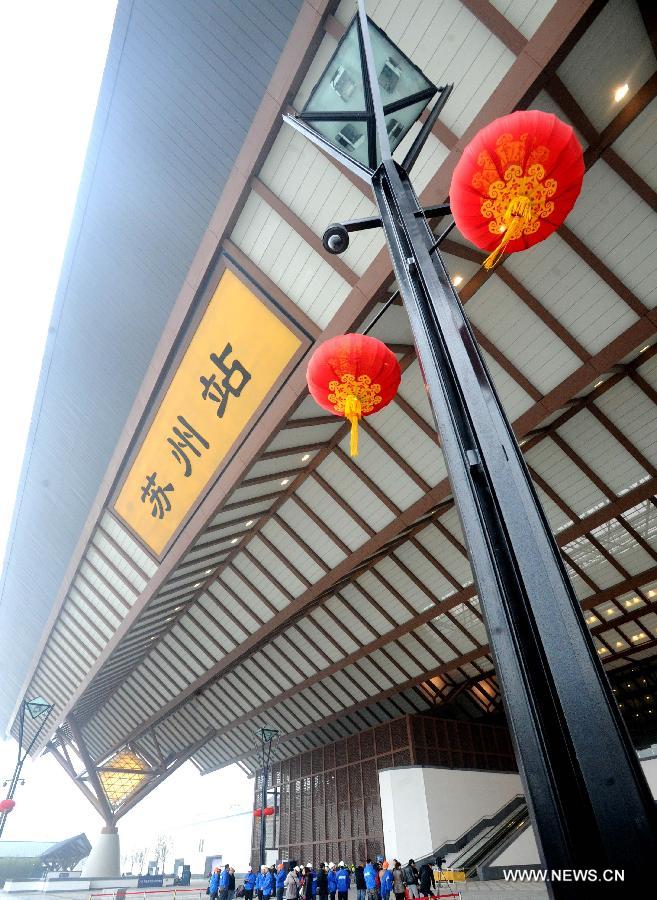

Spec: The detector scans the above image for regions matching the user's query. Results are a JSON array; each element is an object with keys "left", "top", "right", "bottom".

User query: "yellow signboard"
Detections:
[{"left": 115, "top": 268, "right": 302, "bottom": 555}]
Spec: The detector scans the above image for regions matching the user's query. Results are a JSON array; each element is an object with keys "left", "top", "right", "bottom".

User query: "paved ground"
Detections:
[
  {"left": 458, "top": 883, "right": 547, "bottom": 899},
  {"left": 0, "top": 883, "right": 549, "bottom": 900}
]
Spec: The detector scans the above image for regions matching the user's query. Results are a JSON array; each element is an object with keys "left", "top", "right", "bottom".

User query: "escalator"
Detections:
[
  {"left": 447, "top": 801, "right": 529, "bottom": 878},
  {"left": 415, "top": 794, "right": 530, "bottom": 879}
]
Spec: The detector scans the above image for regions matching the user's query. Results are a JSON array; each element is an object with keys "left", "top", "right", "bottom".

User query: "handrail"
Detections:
[
  {"left": 89, "top": 888, "right": 205, "bottom": 900},
  {"left": 415, "top": 794, "right": 526, "bottom": 866},
  {"left": 90, "top": 891, "right": 202, "bottom": 897}
]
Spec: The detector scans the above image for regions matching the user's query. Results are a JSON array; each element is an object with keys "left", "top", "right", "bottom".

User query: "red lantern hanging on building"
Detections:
[
  {"left": 253, "top": 807, "right": 262, "bottom": 817},
  {"left": 306, "top": 334, "right": 401, "bottom": 457},
  {"left": 263, "top": 806, "right": 275, "bottom": 816},
  {"left": 449, "top": 110, "right": 584, "bottom": 270},
  {"left": 0, "top": 799, "right": 16, "bottom": 813}
]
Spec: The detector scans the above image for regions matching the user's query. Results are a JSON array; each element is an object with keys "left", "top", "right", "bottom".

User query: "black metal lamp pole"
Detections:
[
  {"left": 255, "top": 728, "right": 279, "bottom": 869},
  {"left": 284, "top": 1, "right": 657, "bottom": 894},
  {"left": 0, "top": 697, "right": 53, "bottom": 838}
]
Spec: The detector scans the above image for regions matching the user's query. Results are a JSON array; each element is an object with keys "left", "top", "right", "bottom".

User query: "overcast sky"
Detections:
[
  {"left": 0, "top": 738, "right": 254, "bottom": 866},
  {"left": 0, "top": 0, "right": 117, "bottom": 568},
  {"left": 0, "top": 0, "right": 254, "bottom": 868}
]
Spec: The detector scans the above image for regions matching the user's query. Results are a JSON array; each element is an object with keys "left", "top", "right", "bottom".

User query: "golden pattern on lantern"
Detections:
[
  {"left": 98, "top": 749, "right": 151, "bottom": 810},
  {"left": 327, "top": 374, "right": 383, "bottom": 456},
  {"left": 327, "top": 374, "right": 383, "bottom": 415},
  {"left": 472, "top": 132, "right": 557, "bottom": 269}
]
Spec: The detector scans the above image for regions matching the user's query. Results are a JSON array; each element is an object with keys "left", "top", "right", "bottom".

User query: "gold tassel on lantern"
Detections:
[
  {"left": 344, "top": 394, "right": 362, "bottom": 457},
  {"left": 483, "top": 195, "right": 533, "bottom": 270}
]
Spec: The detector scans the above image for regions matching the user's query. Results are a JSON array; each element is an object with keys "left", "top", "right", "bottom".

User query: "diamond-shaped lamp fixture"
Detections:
[
  {"left": 255, "top": 727, "right": 280, "bottom": 743},
  {"left": 25, "top": 697, "right": 52, "bottom": 719},
  {"left": 98, "top": 749, "right": 151, "bottom": 811},
  {"left": 298, "top": 14, "right": 436, "bottom": 169}
]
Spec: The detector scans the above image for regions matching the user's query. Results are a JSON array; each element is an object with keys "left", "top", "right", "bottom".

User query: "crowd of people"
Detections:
[{"left": 209, "top": 859, "right": 437, "bottom": 900}]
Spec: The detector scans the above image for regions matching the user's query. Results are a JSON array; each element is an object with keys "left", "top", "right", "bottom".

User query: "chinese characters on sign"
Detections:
[
  {"left": 140, "top": 473, "right": 173, "bottom": 519},
  {"left": 114, "top": 268, "right": 302, "bottom": 554},
  {"left": 138, "top": 346, "right": 251, "bottom": 517},
  {"left": 200, "top": 343, "right": 251, "bottom": 416}
]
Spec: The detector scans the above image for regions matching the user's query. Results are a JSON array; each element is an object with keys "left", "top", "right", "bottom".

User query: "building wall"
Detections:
[
  {"left": 379, "top": 767, "right": 524, "bottom": 863},
  {"left": 251, "top": 715, "right": 516, "bottom": 867}
]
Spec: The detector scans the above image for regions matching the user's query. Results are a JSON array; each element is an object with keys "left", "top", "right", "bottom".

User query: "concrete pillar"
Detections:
[{"left": 81, "top": 825, "right": 120, "bottom": 877}]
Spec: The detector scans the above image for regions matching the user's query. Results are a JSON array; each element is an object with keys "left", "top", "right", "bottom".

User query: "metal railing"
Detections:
[{"left": 90, "top": 887, "right": 205, "bottom": 900}]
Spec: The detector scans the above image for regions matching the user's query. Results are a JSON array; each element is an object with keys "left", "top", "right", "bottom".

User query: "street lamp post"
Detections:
[
  {"left": 283, "top": 2, "right": 657, "bottom": 893},
  {"left": 0, "top": 697, "right": 53, "bottom": 838},
  {"left": 255, "top": 727, "right": 279, "bottom": 869}
]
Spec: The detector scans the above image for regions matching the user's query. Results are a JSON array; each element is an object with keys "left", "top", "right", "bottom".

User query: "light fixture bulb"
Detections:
[
  {"left": 614, "top": 83, "right": 629, "bottom": 103},
  {"left": 246, "top": 520, "right": 254, "bottom": 526},
  {"left": 452, "top": 275, "right": 463, "bottom": 287},
  {"left": 301, "top": 453, "right": 311, "bottom": 462},
  {"left": 231, "top": 537, "right": 238, "bottom": 545},
  {"left": 281, "top": 478, "right": 290, "bottom": 486}
]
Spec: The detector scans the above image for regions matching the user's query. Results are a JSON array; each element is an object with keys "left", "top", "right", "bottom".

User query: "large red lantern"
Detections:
[
  {"left": 0, "top": 799, "right": 16, "bottom": 813},
  {"left": 306, "top": 334, "right": 401, "bottom": 456},
  {"left": 263, "top": 806, "right": 275, "bottom": 816},
  {"left": 253, "top": 808, "right": 262, "bottom": 818},
  {"left": 450, "top": 110, "right": 584, "bottom": 269}
]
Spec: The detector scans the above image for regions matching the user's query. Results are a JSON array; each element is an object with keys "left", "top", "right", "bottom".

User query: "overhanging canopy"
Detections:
[{"left": 3, "top": 0, "right": 657, "bottom": 818}]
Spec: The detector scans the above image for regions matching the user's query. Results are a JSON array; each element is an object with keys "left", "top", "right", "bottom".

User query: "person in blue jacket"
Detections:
[
  {"left": 335, "top": 862, "right": 350, "bottom": 900},
  {"left": 262, "top": 866, "right": 275, "bottom": 900},
  {"left": 220, "top": 864, "right": 231, "bottom": 900},
  {"left": 327, "top": 863, "right": 337, "bottom": 900},
  {"left": 209, "top": 868, "right": 221, "bottom": 900},
  {"left": 244, "top": 867, "right": 257, "bottom": 900},
  {"left": 276, "top": 864, "right": 287, "bottom": 900},
  {"left": 380, "top": 864, "right": 393, "bottom": 900},
  {"left": 363, "top": 860, "right": 377, "bottom": 900},
  {"left": 256, "top": 866, "right": 266, "bottom": 900}
]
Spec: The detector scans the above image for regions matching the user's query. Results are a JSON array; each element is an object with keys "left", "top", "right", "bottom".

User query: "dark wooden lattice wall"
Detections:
[{"left": 250, "top": 714, "right": 516, "bottom": 866}]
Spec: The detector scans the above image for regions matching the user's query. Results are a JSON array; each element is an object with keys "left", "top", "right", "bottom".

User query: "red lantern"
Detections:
[
  {"left": 263, "top": 806, "right": 275, "bottom": 816},
  {"left": 449, "top": 110, "right": 584, "bottom": 270},
  {"left": 253, "top": 808, "right": 262, "bottom": 818},
  {"left": 0, "top": 799, "right": 16, "bottom": 813},
  {"left": 306, "top": 334, "right": 401, "bottom": 457}
]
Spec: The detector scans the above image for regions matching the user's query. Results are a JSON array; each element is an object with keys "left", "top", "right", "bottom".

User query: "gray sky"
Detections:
[
  {"left": 0, "top": 0, "right": 117, "bottom": 568},
  {"left": 0, "top": 737, "right": 254, "bottom": 865},
  {"left": 0, "top": 0, "right": 255, "bottom": 869}
]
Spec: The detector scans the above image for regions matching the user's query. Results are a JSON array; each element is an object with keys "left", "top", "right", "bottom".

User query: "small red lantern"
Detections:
[
  {"left": 306, "top": 334, "right": 401, "bottom": 456},
  {"left": 0, "top": 799, "right": 16, "bottom": 814},
  {"left": 263, "top": 806, "right": 275, "bottom": 816},
  {"left": 253, "top": 808, "right": 262, "bottom": 818},
  {"left": 450, "top": 110, "right": 584, "bottom": 269}
]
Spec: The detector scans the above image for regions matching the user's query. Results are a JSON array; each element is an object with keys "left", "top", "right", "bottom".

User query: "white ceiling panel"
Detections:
[
  {"left": 491, "top": 0, "right": 556, "bottom": 39},
  {"left": 232, "top": 192, "right": 352, "bottom": 328},
  {"left": 316, "top": 452, "right": 397, "bottom": 531},
  {"left": 504, "top": 233, "right": 639, "bottom": 355},
  {"left": 566, "top": 160, "right": 657, "bottom": 310},
  {"left": 277, "top": 497, "right": 348, "bottom": 568},
  {"left": 467, "top": 277, "right": 581, "bottom": 394},
  {"left": 295, "top": 477, "right": 371, "bottom": 551},
  {"left": 557, "top": 0, "right": 655, "bottom": 131},
  {"left": 557, "top": 409, "right": 649, "bottom": 495},
  {"left": 525, "top": 436, "right": 609, "bottom": 518},
  {"left": 364, "top": 398, "right": 448, "bottom": 486},
  {"left": 338, "top": 428, "right": 425, "bottom": 510}
]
